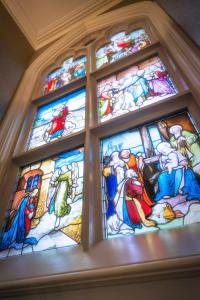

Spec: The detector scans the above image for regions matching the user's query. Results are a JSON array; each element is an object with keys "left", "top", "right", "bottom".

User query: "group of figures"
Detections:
[
  {"left": 98, "top": 56, "right": 177, "bottom": 122},
  {"left": 0, "top": 149, "right": 84, "bottom": 257},
  {"left": 43, "top": 56, "right": 87, "bottom": 95},
  {"left": 27, "top": 88, "right": 86, "bottom": 150},
  {"left": 96, "top": 29, "right": 151, "bottom": 69},
  {"left": 102, "top": 112, "right": 200, "bottom": 237}
]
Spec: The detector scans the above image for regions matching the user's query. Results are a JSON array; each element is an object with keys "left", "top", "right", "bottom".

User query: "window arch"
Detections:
[
  {"left": 43, "top": 54, "right": 87, "bottom": 95},
  {"left": 0, "top": 5, "right": 200, "bottom": 291}
]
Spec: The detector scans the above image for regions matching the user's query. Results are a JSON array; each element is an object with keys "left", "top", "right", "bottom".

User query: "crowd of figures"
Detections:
[
  {"left": 43, "top": 56, "right": 87, "bottom": 95},
  {"left": 98, "top": 56, "right": 177, "bottom": 122},
  {"left": 96, "top": 29, "right": 151, "bottom": 69},
  {"left": 102, "top": 113, "right": 200, "bottom": 237}
]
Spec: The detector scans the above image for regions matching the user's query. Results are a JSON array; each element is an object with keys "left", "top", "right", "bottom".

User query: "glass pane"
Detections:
[
  {"left": 96, "top": 29, "right": 151, "bottom": 69},
  {"left": 101, "top": 112, "right": 200, "bottom": 239},
  {"left": 97, "top": 56, "right": 177, "bottom": 123},
  {"left": 0, "top": 148, "right": 84, "bottom": 258},
  {"left": 27, "top": 88, "right": 86, "bottom": 150},
  {"left": 43, "top": 56, "right": 87, "bottom": 95}
]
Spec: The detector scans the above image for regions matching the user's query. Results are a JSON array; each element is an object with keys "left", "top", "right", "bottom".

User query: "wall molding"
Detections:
[
  {"left": 2, "top": 0, "right": 122, "bottom": 50},
  {"left": 0, "top": 1, "right": 200, "bottom": 296},
  {"left": 0, "top": 254, "right": 200, "bottom": 297}
]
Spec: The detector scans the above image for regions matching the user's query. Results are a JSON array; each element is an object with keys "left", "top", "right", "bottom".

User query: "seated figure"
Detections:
[{"left": 154, "top": 142, "right": 200, "bottom": 201}]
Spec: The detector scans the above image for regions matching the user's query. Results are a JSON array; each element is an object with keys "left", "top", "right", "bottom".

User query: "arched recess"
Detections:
[
  {"left": 0, "top": 0, "right": 200, "bottom": 296},
  {"left": 0, "top": 0, "right": 200, "bottom": 245}
]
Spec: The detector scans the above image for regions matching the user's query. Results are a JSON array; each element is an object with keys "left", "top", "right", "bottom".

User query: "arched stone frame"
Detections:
[{"left": 0, "top": 1, "right": 200, "bottom": 296}]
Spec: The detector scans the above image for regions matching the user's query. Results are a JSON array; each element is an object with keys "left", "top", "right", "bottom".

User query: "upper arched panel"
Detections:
[
  {"left": 96, "top": 28, "right": 151, "bottom": 70},
  {"left": 43, "top": 55, "right": 87, "bottom": 95}
]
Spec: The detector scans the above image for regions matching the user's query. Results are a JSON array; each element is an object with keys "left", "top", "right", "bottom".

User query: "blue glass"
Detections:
[{"left": 101, "top": 112, "right": 200, "bottom": 239}]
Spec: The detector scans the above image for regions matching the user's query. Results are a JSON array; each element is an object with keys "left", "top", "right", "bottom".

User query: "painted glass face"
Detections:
[
  {"left": 101, "top": 112, "right": 200, "bottom": 239},
  {"left": 97, "top": 56, "right": 177, "bottom": 123},
  {"left": 43, "top": 56, "right": 87, "bottom": 95},
  {"left": 96, "top": 29, "right": 151, "bottom": 69},
  {"left": 27, "top": 88, "right": 86, "bottom": 150},
  {"left": 0, "top": 148, "right": 84, "bottom": 258}
]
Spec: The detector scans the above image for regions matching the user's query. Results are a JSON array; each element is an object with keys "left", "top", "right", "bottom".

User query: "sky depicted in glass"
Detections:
[
  {"left": 0, "top": 148, "right": 84, "bottom": 258},
  {"left": 101, "top": 112, "right": 200, "bottom": 239},
  {"left": 43, "top": 56, "right": 87, "bottom": 95},
  {"left": 27, "top": 88, "right": 86, "bottom": 150}
]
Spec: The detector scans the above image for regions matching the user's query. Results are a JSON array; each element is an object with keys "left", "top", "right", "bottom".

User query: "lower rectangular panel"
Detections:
[
  {"left": 101, "top": 111, "right": 200, "bottom": 239},
  {"left": 0, "top": 147, "right": 84, "bottom": 258}
]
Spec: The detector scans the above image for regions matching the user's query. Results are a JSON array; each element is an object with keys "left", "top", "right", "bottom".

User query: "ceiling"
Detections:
[{"left": 2, "top": 0, "right": 123, "bottom": 50}]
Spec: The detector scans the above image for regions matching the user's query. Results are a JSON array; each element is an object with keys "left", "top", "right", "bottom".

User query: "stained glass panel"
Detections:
[
  {"left": 27, "top": 88, "right": 86, "bottom": 150},
  {"left": 101, "top": 112, "right": 200, "bottom": 239},
  {"left": 96, "top": 29, "right": 151, "bottom": 69},
  {"left": 0, "top": 148, "right": 84, "bottom": 258},
  {"left": 43, "top": 56, "right": 87, "bottom": 95},
  {"left": 97, "top": 56, "right": 177, "bottom": 123}
]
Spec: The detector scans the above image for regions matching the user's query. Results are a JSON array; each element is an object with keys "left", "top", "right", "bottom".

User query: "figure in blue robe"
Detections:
[
  {"left": 154, "top": 142, "right": 200, "bottom": 202},
  {"left": 0, "top": 195, "right": 37, "bottom": 251},
  {"left": 103, "top": 166, "right": 118, "bottom": 219}
]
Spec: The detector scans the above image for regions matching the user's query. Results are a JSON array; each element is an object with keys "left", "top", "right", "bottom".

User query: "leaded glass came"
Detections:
[
  {"left": 97, "top": 56, "right": 177, "bottom": 123},
  {"left": 43, "top": 56, "right": 87, "bottom": 95},
  {"left": 0, "top": 148, "right": 84, "bottom": 257},
  {"left": 101, "top": 112, "right": 200, "bottom": 239},
  {"left": 27, "top": 88, "right": 86, "bottom": 150},
  {"left": 96, "top": 29, "right": 151, "bottom": 69}
]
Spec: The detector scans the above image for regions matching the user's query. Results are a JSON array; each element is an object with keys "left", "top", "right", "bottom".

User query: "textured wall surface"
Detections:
[
  {"left": 156, "top": 0, "right": 200, "bottom": 47},
  {"left": 0, "top": 2, "right": 33, "bottom": 122}
]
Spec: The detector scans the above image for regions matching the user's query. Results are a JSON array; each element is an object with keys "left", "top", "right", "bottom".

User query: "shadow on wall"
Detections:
[{"left": 0, "top": 2, "right": 33, "bottom": 123}]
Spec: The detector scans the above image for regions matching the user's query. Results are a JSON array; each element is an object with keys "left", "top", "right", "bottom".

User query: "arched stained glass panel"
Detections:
[
  {"left": 0, "top": 147, "right": 84, "bottom": 257},
  {"left": 101, "top": 111, "right": 200, "bottom": 239},
  {"left": 27, "top": 88, "right": 86, "bottom": 150},
  {"left": 43, "top": 56, "right": 87, "bottom": 95},
  {"left": 96, "top": 28, "right": 151, "bottom": 69},
  {"left": 97, "top": 56, "right": 177, "bottom": 123}
]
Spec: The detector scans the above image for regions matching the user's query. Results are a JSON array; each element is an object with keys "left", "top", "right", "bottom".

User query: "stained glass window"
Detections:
[
  {"left": 97, "top": 56, "right": 177, "bottom": 123},
  {"left": 43, "top": 56, "right": 87, "bottom": 95},
  {"left": 0, "top": 148, "right": 84, "bottom": 257},
  {"left": 27, "top": 88, "right": 86, "bottom": 150},
  {"left": 101, "top": 112, "right": 200, "bottom": 239},
  {"left": 96, "top": 29, "right": 151, "bottom": 69}
]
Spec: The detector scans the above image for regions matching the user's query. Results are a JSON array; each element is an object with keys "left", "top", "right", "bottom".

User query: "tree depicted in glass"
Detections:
[
  {"left": 0, "top": 148, "right": 84, "bottom": 257},
  {"left": 97, "top": 56, "right": 177, "bottom": 123},
  {"left": 96, "top": 29, "right": 151, "bottom": 69},
  {"left": 101, "top": 112, "right": 200, "bottom": 239},
  {"left": 27, "top": 88, "right": 86, "bottom": 150},
  {"left": 43, "top": 56, "right": 87, "bottom": 95}
]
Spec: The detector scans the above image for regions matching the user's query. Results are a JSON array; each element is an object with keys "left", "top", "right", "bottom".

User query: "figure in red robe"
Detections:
[
  {"left": 120, "top": 149, "right": 155, "bottom": 207},
  {"left": 48, "top": 106, "right": 69, "bottom": 140},
  {"left": 123, "top": 169, "right": 156, "bottom": 229}
]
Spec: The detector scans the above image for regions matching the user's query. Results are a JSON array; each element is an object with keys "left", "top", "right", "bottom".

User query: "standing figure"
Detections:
[
  {"left": 148, "top": 69, "right": 176, "bottom": 96},
  {"left": 44, "top": 106, "right": 69, "bottom": 142},
  {"left": 120, "top": 149, "right": 155, "bottom": 207},
  {"left": 115, "top": 169, "right": 156, "bottom": 230},
  {"left": 99, "top": 86, "right": 113, "bottom": 118},
  {"left": 169, "top": 125, "right": 200, "bottom": 176},
  {"left": 127, "top": 70, "right": 150, "bottom": 106},
  {"left": 47, "top": 165, "right": 73, "bottom": 228}
]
